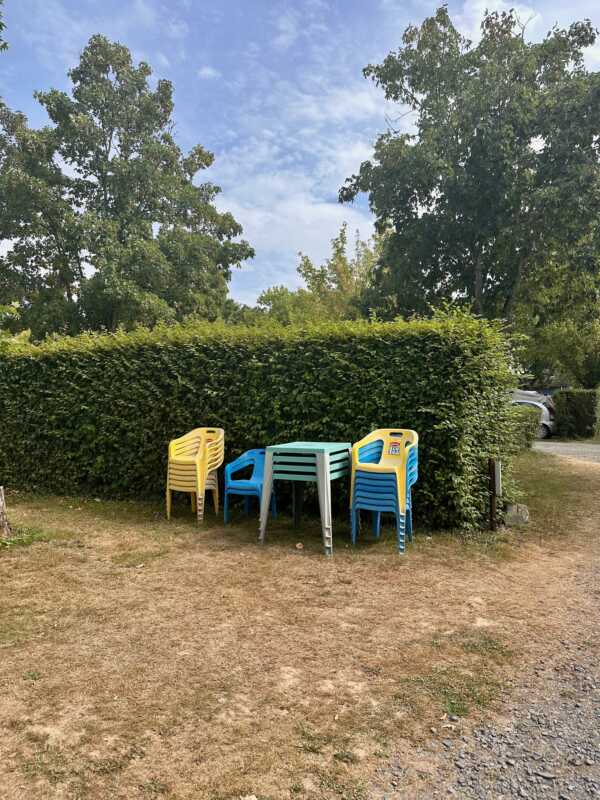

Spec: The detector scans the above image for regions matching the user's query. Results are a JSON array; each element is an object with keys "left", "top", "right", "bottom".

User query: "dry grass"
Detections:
[{"left": 1, "top": 452, "right": 599, "bottom": 800}]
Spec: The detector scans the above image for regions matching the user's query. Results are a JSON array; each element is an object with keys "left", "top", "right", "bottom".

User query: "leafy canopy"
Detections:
[
  {"left": 524, "top": 319, "right": 600, "bottom": 389},
  {"left": 340, "top": 7, "right": 600, "bottom": 322},
  {"left": 0, "top": 35, "right": 253, "bottom": 339},
  {"left": 0, "top": 0, "right": 6, "bottom": 53},
  {"left": 256, "top": 223, "right": 379, "bottom": 324}
]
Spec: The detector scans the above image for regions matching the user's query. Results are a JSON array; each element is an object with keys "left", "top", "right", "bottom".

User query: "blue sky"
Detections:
[{"left": 2, "top": 0, "right": 600, "bottom": 305}]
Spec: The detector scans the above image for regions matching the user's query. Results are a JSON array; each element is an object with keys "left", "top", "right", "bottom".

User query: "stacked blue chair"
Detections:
[
  {"left": 350, "top": 429, "right": 419, "bottom": 553},
  {"left": 224, "top": 449, "right": 276, "bottom": 523}
]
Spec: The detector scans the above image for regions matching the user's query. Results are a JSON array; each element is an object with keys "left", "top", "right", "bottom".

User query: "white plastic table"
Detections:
[{"left": 258, "top": 441, "right": 351, "bottom": 556}]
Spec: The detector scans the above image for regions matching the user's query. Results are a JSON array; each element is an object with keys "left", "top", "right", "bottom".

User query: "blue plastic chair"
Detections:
[{"left": 224, "top": 449, "right": 276, "bottom": 523}]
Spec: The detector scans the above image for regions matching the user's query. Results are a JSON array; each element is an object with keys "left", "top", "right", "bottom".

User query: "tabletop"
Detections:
[{"left": 267, "top": 441, "right": 351, "bottom": 454}]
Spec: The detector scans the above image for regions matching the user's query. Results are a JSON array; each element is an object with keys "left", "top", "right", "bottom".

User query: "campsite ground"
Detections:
[{"left": 0, "top": 451, "right": 598, "bottom": 800}]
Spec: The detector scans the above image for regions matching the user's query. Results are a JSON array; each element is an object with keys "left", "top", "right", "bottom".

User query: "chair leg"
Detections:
[
  {"left": 316, "top": 452, "right": 333, "bottom": 556},
  {"left": 212, "top": 481, "right": 219, "bottom": 514},
  {"left": 270, "top": 492, "right": 277, "bottom": 519},
  {"left": 166, "top": 488, "right": 172, "bottom": 520},
  {"left": 191, "top": 492, "right": 197, "bottom": 514},
  {"left": 396, "top": 511, "right": 406, "bottom": 554},
  {"left": 196, "top": 493, "right": 205, "bottom": 525},
  {"left": 351, "top": 507, "right": 358, "bottom": 545},
  {"left": 372, "top": 511, "right": 381, "bottom": 538},
  {"left": 258, "top": 453, "right": 274, "bottom": 544},
  {"left": 223, "top": 492, "right": 228, "bottom": 524},
  {"left": 196, "top": 469, "right": 206, "bottom": 526}
]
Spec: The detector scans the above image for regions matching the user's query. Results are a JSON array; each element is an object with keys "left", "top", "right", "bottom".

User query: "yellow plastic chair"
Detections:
[
  {"left": 166, "top": 427, "right": 225, "bottom": 524},
  {"left": 350, "top": 429, "right": 419, "bottom": 552}
]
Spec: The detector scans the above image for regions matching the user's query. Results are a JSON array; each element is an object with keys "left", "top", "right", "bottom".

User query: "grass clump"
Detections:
[
  {"left": 460, "top": 632, "right": 512, "bottom": 661},
  {"left": 333, "top": 750, "right": 359, "bottom": 764},
  {"left": 0, "top": 523, "right": 78, "bottom": 552},
  {"left": 400, "top": 666, "right": 500, "bottom": 718},
  {"left": 297, "top": 723, "right": 332, "bottom": 755},
  {"left": 0, "top": 526, "right": 54, "bottom": 550}
]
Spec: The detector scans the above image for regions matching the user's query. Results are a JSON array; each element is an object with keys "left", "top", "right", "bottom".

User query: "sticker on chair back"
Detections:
[{"left": 388, "top": 441, "right": 402, "bottom": 456}]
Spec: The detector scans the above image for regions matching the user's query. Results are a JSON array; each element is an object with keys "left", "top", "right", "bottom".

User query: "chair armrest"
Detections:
[
  {"left": 225, "top": 452, "right": 252, "bottom": 481},
  {"left": 352, "top": 433, "right": 384, "bottom": 468},
  {"left": 205, "top": 429, "right": 225, "bottom": 471}
]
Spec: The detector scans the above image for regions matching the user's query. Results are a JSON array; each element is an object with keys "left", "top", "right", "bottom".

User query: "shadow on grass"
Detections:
[{"left": 3, "top": 449, "right": 588, "bottom": 565}]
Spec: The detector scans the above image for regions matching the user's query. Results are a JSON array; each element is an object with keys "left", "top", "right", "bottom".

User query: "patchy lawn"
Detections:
[{"left": 1, "top": 452, "right": 599, "bottom": 800}]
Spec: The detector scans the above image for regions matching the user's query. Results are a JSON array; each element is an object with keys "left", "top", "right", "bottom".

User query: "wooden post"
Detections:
[
  {"left": 488, "top": 458, "right": 502, "bottom": 531},
  {"left": 0, "top": 486, "right": 12, "bottom": 539}
]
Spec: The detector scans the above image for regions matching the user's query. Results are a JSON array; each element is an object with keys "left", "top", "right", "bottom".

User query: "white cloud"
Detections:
[
  {"left": 19, "top": 0, "right": 188, "bottom": 73},
  {"left": 132, "top": 0, "right": 158, "bottom": 27},
  {"left": 313, "top": 138, "right": 374, "bottom": 189},
  {"left": 211, "top": 125, "right": 375, "bottom": 304},
  {"left": 270, "top": 4, "right": 330, "bottom": 53},
  {"left": 195, "top": 5, "right": 401, "bottom": 305},
  {"left": 167, "top": 19, "right": 189, "bottom": 39},
  {"left": 286, "top": 82, "right": 386, "bottom": 124},
  {"left": 272, "top": 9, "right": 301, "bottom": 50},
  {"left": 197, "top": 65, "right": 221, "bottom": 80},
  {"left": 227, "top": 192, "right": 374, "bottom": 304},
  {"left": 20, "top": 0, "right": 90, "bottom": 70}
]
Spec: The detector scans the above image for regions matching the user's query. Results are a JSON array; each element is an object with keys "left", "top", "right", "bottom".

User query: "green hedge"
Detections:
[
  {"left": 0, "top": 313, "right": 517, "bottom": 530},
  {"left": 554, "top": 389, "right": 600, "bottom": 439},
  {"left": 510, "top": 404, "right": 541, "bottom": 452}
]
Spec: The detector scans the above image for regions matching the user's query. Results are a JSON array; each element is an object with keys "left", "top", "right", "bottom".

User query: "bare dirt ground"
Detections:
[{"left": 0, "top": 452, "right": 599, "bottom": 800}]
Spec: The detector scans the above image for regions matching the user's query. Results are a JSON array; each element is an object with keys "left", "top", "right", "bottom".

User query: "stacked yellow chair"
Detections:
[
  {"left": 166, "top": 427, "right": 225, "bottom": 524},
  {"left": 350, "top": 428, "right": 418, "bottom": 552}
]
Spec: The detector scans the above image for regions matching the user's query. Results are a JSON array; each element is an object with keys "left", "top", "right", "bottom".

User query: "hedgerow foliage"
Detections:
[
  {"left": 554, "top": 389, "right": 600, "bottom": 439},
  {"left": 0, "top": 312, "right": 516, "bottom": 529},
  {"left": 510, "top": 404, "right": 541, "bottom": 451}
]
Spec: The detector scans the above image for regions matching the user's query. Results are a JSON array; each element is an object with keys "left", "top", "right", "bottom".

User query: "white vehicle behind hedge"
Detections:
[{"left": 511, "top": 390, "right": 556, "bottom": 439}]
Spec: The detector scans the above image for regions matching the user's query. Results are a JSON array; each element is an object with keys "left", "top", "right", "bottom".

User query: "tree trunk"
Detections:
[
  {"left": 473, "top": 254, "right": 483, "bottom": 315},
  {"left": 502, "top": 261, "right": 523, "bottom": 325},
  {"left": 0, "top": 486, "right": 12, "bottom": 539}
]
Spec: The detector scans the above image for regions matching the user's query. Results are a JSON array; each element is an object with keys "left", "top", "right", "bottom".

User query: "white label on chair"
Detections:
[{"left": 388, "top": 442, "right": 402, "bottom": 456}]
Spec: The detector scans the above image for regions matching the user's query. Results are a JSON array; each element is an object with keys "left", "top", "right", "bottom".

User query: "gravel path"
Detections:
[
  {"left": 433, "top": 643, "right": 600, "bottom": 799},
  {"left": 431, "top": 443, "right": 600, "bottom": 799},
  {"left": 534, "top": 441, "right": 600, "bottom": 464},
  {"left": 372, "top": 567, "right": 600, "bottom": 800}
]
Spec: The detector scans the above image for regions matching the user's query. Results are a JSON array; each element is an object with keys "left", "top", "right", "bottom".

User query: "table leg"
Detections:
[
  {"left": 292, "top": 481, "right": 304, "bottom": 527},
  {"left": 258, "top": 451, "right": 274, "bottom": 543},
  {"left": 316, "top": 452, "right": 333, "bottom": 556}
]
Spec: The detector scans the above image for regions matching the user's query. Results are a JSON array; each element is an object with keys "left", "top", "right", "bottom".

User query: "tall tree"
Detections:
[
  {"left": 256, "top": 223, "right": 378, "bottom": 324},
  {"left": 0, "top": 35, "right": 253, "bottom": 338},
  {"left": 340, "top": 7, "right": 600, "bottom": 322},
  {"left": 0, "top": 0, "right": 7, "bottom": 53}
]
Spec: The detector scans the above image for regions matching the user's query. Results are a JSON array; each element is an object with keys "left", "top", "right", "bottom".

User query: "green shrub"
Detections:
[
  {"left": 554, "top": 389, "right": 599, "bottom": 439},
  {"left": 0, "top": 313, "right": 516, "bottom": 530},
  {"left": 510, "top": 404, "right": 541, "bottom": 452}
]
